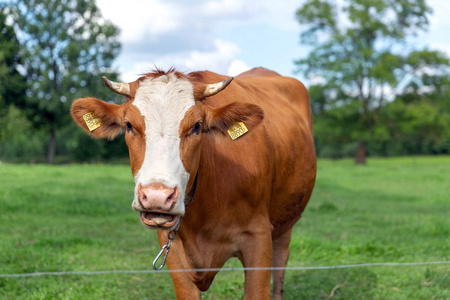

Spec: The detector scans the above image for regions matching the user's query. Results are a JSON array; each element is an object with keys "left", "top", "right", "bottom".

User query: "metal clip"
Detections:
[
  {"left": 152, "top": 241, "right": 171, "bottom": 270},
  {"left": 152, "top": 217, "right": 182, "bottom": 271}
]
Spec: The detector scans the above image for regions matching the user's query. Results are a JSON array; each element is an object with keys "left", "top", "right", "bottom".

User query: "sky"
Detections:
[{"left": 96, "top": 0, "right": 450, "bottom": 84}]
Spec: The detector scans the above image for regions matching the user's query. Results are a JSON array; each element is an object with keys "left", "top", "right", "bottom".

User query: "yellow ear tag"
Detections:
[
  {"left": 228, "top": 122, "right": 248, "bottom": 140},
  {"left": 83, "top": 113, "right": 101, "bottom": 131}
]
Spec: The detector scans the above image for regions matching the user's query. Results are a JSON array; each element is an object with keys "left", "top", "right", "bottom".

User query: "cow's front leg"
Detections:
[
  {"left": 239, "top": 224, "right": 273, "bottom": 300},
  {"left": 272, "top": 227, "right": 293, "bottom": 300},
  {"left": 156, "top": 230, "right": 201, "bottom": 300}
]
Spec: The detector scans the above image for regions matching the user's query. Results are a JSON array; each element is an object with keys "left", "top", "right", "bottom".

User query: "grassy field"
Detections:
[{"left": 0, "top": 156, "right": 449, "bottom": 299}]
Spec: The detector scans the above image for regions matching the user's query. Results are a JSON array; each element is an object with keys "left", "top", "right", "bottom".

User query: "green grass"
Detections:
[{"left": 0, "top": 157, "right": 449, "bottom": 299}]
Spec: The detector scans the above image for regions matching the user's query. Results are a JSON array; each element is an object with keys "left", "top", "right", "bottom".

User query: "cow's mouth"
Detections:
[{"left": 139, "top": 212, "right": 179, "bottom": 230}]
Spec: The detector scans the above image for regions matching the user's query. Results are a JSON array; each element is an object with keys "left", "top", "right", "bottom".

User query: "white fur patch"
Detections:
[{"left": 131, "top": 73, "right": 195, "bottom": 215}]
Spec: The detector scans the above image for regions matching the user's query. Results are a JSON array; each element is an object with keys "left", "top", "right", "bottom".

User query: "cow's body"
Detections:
[{"left": 71, "top": 67, "right": 316, "bottom": 299}]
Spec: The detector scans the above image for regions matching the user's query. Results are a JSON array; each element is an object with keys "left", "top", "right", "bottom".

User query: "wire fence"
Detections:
[{"left": 1, "top": 261, "right": 449, "bottom": 278}]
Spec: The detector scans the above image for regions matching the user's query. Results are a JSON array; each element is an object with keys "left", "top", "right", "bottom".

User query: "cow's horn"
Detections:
[
  {"left": 102, "top": 76, "right": 131, "bottom": 97},
  {"left": 203, "top": 77, "right": 234, "bottom": 97}
]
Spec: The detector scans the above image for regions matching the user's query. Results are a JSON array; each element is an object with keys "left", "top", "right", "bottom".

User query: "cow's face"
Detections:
[
  {"left": 71, "top": 71, "right": 263, "bottom": 230},
  {"left": 125, "top": 74, "right": 201, "bottom": 229}
]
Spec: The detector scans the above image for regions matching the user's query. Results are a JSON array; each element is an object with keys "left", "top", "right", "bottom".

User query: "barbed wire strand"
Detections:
[{"left": 1, "top": 261, "right": 449, "bottom": 278}]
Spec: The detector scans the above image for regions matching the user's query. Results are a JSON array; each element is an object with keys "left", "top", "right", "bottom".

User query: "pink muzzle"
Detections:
[{"left": 136, "top": 183, "right": 179, "bottom": 212}]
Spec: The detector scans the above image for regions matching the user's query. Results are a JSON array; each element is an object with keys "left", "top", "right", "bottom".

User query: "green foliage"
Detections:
[
  {"left": 296, "top": 0, "right": 450, "bottom": 160},
  {"left": 0, "top": 157, "right": 449, "bottom": 298},
  {"left": 6, "top": 0, "right": 121, "bottom": 163},
  {"left": 380, "top": 95, "right": 450, "bottom": 155},
  {"left": 0, "top": 6, "right": 27, "bottom": 114},
  {"left": 0, "top": 8, "right": 47, "bottom": 162},
  {"left": 60, "top": 125, "right": 129, "bottom": 163},
  {"left": 0, "top": 105, "right": 46, "bottom": 162}
]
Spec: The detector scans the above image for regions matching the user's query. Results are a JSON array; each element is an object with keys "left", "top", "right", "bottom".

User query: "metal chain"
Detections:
[{"left": 152, "top": 217, "right": 182, "bottom": 271}]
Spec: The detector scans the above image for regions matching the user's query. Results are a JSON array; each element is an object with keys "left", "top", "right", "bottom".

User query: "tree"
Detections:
[
  {"left": 381, "top": 53, "right": 450, "bottom": 155},
  {"left": 0, "top": 6, "right": 27, "bottom": 112},
  {"left": 9, "top": 0, "right": 121, "bottom": 163},
  {"left": 295, "top": 0, "right": 449, "bottom": 163},
  {"left": 0, "top": 6, "right": 34, "bottom": 161}
]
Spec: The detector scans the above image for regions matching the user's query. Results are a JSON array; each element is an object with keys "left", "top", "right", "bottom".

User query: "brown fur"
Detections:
[
  {"left": 70, "top": 68, "right": 316, "bottom": 299},
  {"left": 202, "top": 101, "right": 264, "bottom": 134},
  {"left": 70, "top": 97, "right": 129, "bottom": 139}
]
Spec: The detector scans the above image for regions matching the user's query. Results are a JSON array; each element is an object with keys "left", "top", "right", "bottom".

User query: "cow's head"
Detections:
[{"left": 71, "top": 70, "right": 263, "bottom": 230}]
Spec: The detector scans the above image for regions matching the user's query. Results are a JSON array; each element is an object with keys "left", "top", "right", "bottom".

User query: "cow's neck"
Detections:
[{"left": 177, "top": 137, "right": 241, "bottom": 266}]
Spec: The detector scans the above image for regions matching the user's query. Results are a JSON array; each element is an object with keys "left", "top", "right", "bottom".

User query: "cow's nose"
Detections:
[{"left": 137, "top": 183, "right": 179, "bottom": 210}]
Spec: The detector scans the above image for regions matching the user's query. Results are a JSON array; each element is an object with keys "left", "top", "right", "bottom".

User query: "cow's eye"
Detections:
[
  {"left": 125, "top": 121, "right": 134, "bottom": 134},
  {"left": 192, "top": 121, "right": 202, "bottom": 135}
]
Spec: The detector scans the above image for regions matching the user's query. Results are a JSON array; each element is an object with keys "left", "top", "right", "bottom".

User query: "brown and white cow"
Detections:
[{"left": 71, "top": 67, "right": 316, "bottom": 299}]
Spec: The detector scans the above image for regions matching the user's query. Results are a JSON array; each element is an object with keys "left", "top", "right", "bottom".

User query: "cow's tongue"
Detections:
[{"left": 143, "top": 212, "right": 174, "bottom": 225}]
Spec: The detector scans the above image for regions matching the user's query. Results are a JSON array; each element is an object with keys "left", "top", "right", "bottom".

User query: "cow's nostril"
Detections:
[
  {"left": 167, "top": 188, "right": 177, "bottom": 200},
  {"left": 137, "top": 188, "right": 147, "bottom": 207},
  {"left": 167, "top": 187, "right": 178, "bottom": 202}
]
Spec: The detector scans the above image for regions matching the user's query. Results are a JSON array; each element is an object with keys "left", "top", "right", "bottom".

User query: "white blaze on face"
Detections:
[{"left": 131, "top": 73, "right": 195, "bottom": 215}]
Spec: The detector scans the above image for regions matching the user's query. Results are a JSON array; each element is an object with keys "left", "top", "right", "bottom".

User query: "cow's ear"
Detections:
[
  {"left": 71, "top": 97, "right": 126, "bottom": 139},
  {"left": 203, "top": 101, "right": 264, "bottom": 134}
]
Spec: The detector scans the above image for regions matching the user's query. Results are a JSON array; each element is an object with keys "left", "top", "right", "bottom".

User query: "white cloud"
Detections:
[
  {"left": 185, "top": 39, "right": 240, "bottom": 71},
  {"left": 255, "top": 0, "right": 303, "bottom": 31},
  {"left": 119, "top": 39, "right": 243, "bottom": 81},
  {"left": 201, "top": 0, "right": 248, "bottom": 18},
  {"left": 427, "top": 0, "right": 450, "bottom": 31},
  {"left": 421, "top": 0, "right": 450, "bottom": 57},
  {"left": 97, "top": 0, "right": 308, "bottom": 80},
  {"left": 98, "top": 0, "right": 450, "bottom": 83},
  {"left": 227, "top": 60, "right": 250, "bottom": 76},
  {"left": 427, "top": 43, "right": 450, "bottom": 57},
  {"left": 97, "top": 0, "right": 178, "bottom": 43}
]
